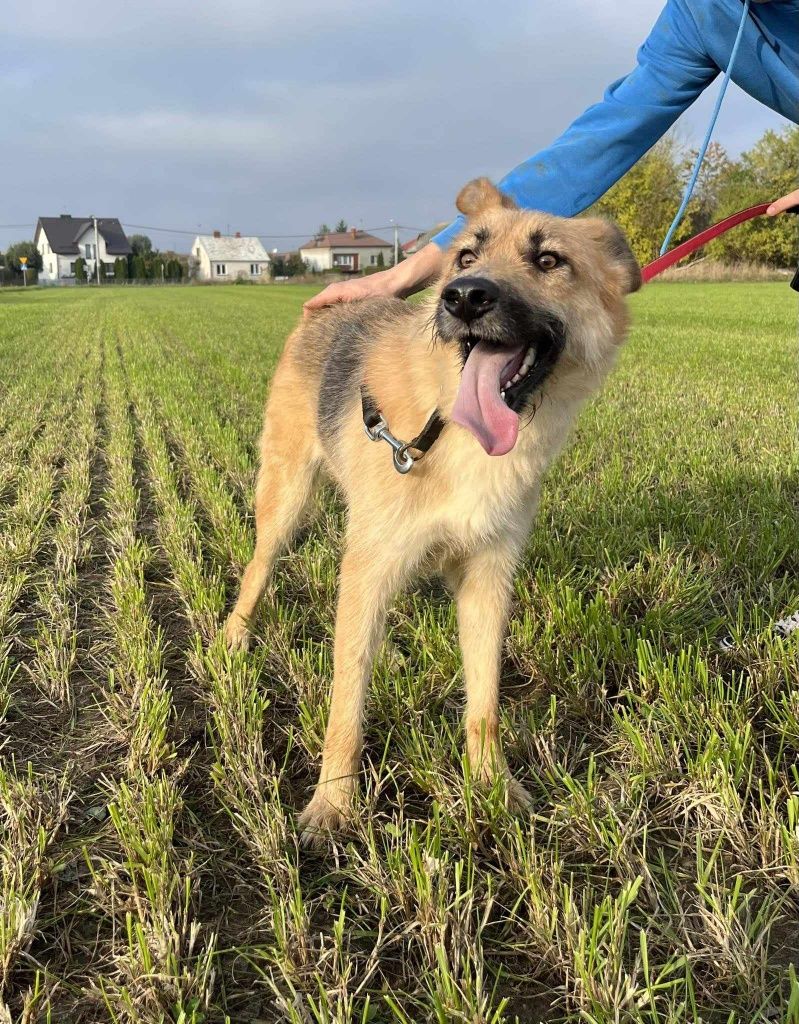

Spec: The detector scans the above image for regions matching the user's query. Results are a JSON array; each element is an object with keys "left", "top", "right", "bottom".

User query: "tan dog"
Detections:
[{"left": 226, "top": 179, "right": 640, "bottom": 842}]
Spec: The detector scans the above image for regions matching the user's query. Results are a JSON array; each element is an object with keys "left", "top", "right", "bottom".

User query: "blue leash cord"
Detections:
[{"left": 659, "top": 0, "right": 751, "bottom": 255}]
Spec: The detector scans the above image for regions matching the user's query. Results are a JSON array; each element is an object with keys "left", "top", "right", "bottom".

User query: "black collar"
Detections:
[{"left": 361, "top": 386, "right": 446, "bottom": 474}]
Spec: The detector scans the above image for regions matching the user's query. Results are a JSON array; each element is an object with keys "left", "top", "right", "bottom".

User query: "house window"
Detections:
[
  {"left": 69, "top": 262, "right": 76, "bottom": 275},
  {"left": 84, "top": 243, "right": 95, "bottom": 259},
  {"left": 370, "top": 255, "right": 377, "bottom": 265},
  {"left": 250, "top": 263, "right": 260, "bottom": 276},
  {"left": 215, "top": 263, "right": 226, "bottom": 276},
  {"left": 333, "top": 254, "right": 354, "bottom": 268}
]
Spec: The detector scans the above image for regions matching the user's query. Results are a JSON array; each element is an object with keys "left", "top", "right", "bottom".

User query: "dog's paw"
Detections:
[
  {"left": 472, "top": 758, "right": 534, "bottom": 815},
  {"left": 224, "top": 613, "right": 251, "bottom": 653},
  {"left": 297, "top": 790, "right": 351, "bottom": 849},
  {"left": 505, "top": 775, "right": 534, "bottom": 814}
]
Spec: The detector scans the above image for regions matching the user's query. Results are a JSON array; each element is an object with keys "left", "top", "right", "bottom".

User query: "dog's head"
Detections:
[{"left": 434, "top": 178, "right": 640, "bottom": 456}]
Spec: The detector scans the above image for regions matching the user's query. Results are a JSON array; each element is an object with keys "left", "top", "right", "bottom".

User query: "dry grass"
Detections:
[
  {"left": 655, "top": 258, "right": 794, "bottom": 283},
  {"left": 0, "top": 281, "right": 796, "bottom": 1022}
]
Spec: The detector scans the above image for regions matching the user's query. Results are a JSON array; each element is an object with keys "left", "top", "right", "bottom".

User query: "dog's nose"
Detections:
[{"left": 442, "top": 277, "right": 499, "bottom": 323}]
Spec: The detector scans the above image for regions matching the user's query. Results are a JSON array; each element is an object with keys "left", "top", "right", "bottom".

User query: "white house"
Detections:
[
  {"left": 402, "top": 222, "right": 448, "bottom": 256},
  {"left": 191, "top": 232, "right": 270, "bottom": 281},
  {"left": 35, "top": 215, "right": 132, "bottom": 283},
  {"left": 299, "top": 228, "right": 393, "bottom": 273}
]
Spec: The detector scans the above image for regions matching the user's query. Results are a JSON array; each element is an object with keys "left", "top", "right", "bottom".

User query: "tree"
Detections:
[
  {"left": 165, "top": 258, "right": 183, "bottom": 282},
  {"left": 335, "top": 219, "right": 348, "bottom": 233},
  {"left": 129, "top": 234, "right": 153, "bottom": 256},
  {"left": 74, "top": 256, "right": 87, "bottom": 283},
  {"left": 95, "top": 260, "right": 106, "bottom": 284},
  {"left": 114, "top": 257, "right": 128, "bottom": 282},
  {"left": 589, "top": 137, "right": 693, "bottom": 265},
  {"left": 683, "top": 141, "right": 732, "bottom": 233},
  {"left": 707, "top": 125, "right": 799, "bottom": 266},
  {"left": 5, "top": 241, "right": 43, "bottom": 282},
  {"left": 376, "top": 251, "right": 385, "bottom": 268},
  {"left": 316, "top": 224, "right": 331, "bottom": 238},
  {"left": 132, "top": 255, "right": 148, "bottom": 281},
  {"left": 270, "top": 253, "right": 308, "bottom": 278}
]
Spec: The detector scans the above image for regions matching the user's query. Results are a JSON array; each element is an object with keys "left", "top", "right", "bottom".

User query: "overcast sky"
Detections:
[{"left": 1, "top": 0, "right": 791, "bottom": 253}]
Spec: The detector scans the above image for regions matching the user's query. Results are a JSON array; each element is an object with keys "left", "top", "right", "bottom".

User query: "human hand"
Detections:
[
  {"left": 766, "top": 188, "right": 799, "bottom": 216},
  {"left": 303, "top": 269, "right": 400, "bottom": 315}
]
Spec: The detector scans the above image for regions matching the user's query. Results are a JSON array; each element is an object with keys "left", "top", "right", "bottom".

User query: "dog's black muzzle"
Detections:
[{"left": 435, "top": 276, "right": 568, "bottom": 414}]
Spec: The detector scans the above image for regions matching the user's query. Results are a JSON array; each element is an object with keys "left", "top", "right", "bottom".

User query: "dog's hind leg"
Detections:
[
  {"left": 298, "top": 528, "right": 410, "bottom": 845},
  {"left": 225, "top": 360, "right": 321, "bottom": 651},
  {"left": 447, "top": 541, "right": 533, "bottom": 812}
]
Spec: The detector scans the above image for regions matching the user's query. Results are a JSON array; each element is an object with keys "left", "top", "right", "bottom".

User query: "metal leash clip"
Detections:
[{"left": 363, "top": 416, "right": 415, "bottom": 474}]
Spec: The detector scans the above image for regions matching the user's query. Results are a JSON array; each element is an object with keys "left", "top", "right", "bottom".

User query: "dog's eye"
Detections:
[
  {"left": 458, "top": 250, "right": 478, "bottom": 269},
  {"left": 535, "top": 252, "right": 560, "bottom": 271}
]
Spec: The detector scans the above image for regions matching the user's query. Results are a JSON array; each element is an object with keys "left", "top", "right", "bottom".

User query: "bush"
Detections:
[{"left": 74, "top": 257, "right": 87, "bottom": 284}]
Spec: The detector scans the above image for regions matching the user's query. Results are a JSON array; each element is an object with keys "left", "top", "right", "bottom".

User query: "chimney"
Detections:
[
  {"left": 235, "top": 231, "right": 241, "bottom": 238},
  {"left": 213, "top": 229, "right": 221, "bottom": 238},
  {"left": 350, "top": 227, "right": 357, "bottom": 239}
]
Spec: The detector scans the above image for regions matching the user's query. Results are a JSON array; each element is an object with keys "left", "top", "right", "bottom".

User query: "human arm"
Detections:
[
  {"left": 432, "top": 0, "right": 720, "bottom": 250},
  {"left": 302, "top": 242, "right": 444, "bottom": 313},
  {"left": 306, "top": 0, "right": 721, "bottom": 311}
]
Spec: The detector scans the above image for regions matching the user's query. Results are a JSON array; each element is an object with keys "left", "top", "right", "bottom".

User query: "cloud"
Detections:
[{"left": 0, "top": 0, "right": 790, "bottom": 252}]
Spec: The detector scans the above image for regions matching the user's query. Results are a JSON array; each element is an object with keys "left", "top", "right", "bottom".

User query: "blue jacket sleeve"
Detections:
[{"left": 431, "top": 0, "right": 719, "bottom": 251}]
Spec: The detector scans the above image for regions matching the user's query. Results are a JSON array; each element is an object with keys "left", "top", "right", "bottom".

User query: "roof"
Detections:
[
  {"left": 195, "top": 235, "right": 270, "bottom": 262},
  {"left": 36, "top": 216, "right": 132, "bottom": 256},
  {"left": 300, "top": 230, "right": 392, "bottom": 251},
  {"left": 402, "top": 222, "right": 449, "bottom": 255}
]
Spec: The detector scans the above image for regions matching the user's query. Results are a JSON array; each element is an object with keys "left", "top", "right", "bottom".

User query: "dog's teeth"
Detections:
[
  {"left": 500, "top": 390, "right": 506, "bottom": 399},
  {"left": 511, "top": 373, "right": 521, "bottom": 383}
]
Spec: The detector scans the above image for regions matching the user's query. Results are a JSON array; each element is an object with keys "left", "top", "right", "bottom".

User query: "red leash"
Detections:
[{"left": 641, "top": 202, "right": 773, "bottom": 283}]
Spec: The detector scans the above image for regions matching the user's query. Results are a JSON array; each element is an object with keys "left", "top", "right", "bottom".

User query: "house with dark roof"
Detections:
[
  {"left": 35, "top": 215, "right": 132, "bottom": 283},
  {"left": 191, "top": 231, "right": 270, "bottom": 281},
  {"left": 299, "top": 228, "right": 393, "bottom": 273}
]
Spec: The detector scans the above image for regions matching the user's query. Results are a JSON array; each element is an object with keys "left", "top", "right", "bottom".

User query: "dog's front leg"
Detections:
[
  {"left": 298, "top": 534, "right": 408, "bottom": 846},
  {"left": 449, "top": 543, "right": 533, "bottom": 812}
]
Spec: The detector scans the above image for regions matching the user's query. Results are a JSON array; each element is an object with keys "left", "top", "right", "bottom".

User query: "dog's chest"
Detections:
[{"left": 432, "top": 440, "right": 540, "bottom": 546}]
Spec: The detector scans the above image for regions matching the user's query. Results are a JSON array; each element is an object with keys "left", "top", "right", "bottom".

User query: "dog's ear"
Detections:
[
  {"left": 456, "top": 178, "right": 517, "bottom": 217},
  {"left": 581, "top": 218, "right": 641, "bottom": 294}
]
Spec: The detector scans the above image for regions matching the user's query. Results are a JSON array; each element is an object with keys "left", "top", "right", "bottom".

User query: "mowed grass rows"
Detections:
[{"left": 0, "top": 282, "right": 796, "bottom": 1023}]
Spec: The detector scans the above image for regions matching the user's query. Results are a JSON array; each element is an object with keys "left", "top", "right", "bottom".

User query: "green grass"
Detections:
[{"left": 0, "top": 281, "right": 796, "bottom": 1023}]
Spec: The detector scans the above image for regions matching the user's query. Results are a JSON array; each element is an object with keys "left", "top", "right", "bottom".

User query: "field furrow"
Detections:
[{"left": 0, "top": 282, "right": 795, "bottom": 1023}]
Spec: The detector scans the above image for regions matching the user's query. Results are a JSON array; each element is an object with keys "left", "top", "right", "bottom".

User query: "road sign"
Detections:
[{"left": 19, "top": 256, "right": 28, "bottom": 265}]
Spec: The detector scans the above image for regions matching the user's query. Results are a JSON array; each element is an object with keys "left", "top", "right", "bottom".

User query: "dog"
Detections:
[{"left": 225, "top": 178, "right": 640, "bottom": 842}]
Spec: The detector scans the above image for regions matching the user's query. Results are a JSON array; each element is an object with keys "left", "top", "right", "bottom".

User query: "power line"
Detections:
[
  {"left": 120, "top": 221, "right": 427, "bottom": 238},
  {"left": 1, "top": 218, "right": 430, "bottom": 241}
]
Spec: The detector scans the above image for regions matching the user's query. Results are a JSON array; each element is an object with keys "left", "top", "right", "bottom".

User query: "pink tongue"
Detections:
[{"left": 450, "top": 342, "right": 523, "bottom": 456}]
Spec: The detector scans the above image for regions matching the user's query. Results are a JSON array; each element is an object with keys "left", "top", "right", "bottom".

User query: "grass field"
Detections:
[{"left": 0, "top": 281, "right": 796, "bottom": 1023}]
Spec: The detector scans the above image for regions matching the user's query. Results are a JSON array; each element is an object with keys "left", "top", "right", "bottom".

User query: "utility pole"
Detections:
[
  {"left": 391, "top": 219, "right": 399, "bottom": 266},
  {"left": 92, "top": 215, "right": 100, "bottom": 284}
]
